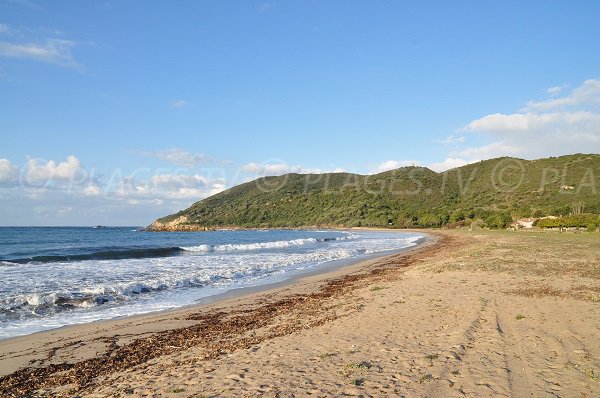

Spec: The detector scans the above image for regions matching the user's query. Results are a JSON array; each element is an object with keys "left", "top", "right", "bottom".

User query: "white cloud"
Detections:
[
  {"left": 0, "top": 186, "right": 177, "bottom": 226},
  {"left": 142, "top": 148, "right": 209, "bottom": 168},
  {"left": 242, "top": 162, "right": 300, "bottom": 176},
  {"left": 375, "top": 160, "right": 422, "bottom": 173},
  {"left": 242, "top": 161, "right": 345, "bottom": 176},
  {"left": 151, "top": 173, "right": 207, "bottom": 190},
  {"left": 464, "top": 111, "right": 600, "bottom": 135},
  {"left": 171, "top": 99, "right": 192, "bottom": 108},
  {"left": 427, "top": 157, "right": 473, "bottom": 172},
  {"left": 0, "top": 158, "right": 18, "bottom": 183},
  {"left": 375, "top": 158, "right": 475, "bottom": 173},
  {"left": 113, "top": 173, "right": 226, "bottom": 201},
  {"left": 0, "top": 38, "right": 78, "bottom": 67},
  {"left": 458, "top": 78, "right": 600, "bottom": 159},
  {"left": 435, "top": 134, "right": 465, "bottom": 145},
  {"left": 546, "top": 85, "right": 563, "bottom": 96},
  {"left": 451, "top": 142, "right": 522, "bottom": 159},
  {"left": 25, "top": 155, "right": 85, "bottom": 184},
  {"left": 463, "top": 113, "right": 530, "bottom": 133},
  {"left": 82, "top": 184, "right": 101, "bottom": 196},
  {"left": 524, "top": 79, "right": 600, "bottom": 112},
  {"left": 301, "top": 167, "right": 346, "bottom": 174},
  {"left": 0, "top": 165, "right": 228, "bottom": 225},
  {"left": 12, "top": 154, "right": 224, "bottom": 202}
]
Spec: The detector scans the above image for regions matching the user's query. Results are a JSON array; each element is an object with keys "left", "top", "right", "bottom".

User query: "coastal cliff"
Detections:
[{"left": 147, "top": 215, "right": 212, "bottom": 232}]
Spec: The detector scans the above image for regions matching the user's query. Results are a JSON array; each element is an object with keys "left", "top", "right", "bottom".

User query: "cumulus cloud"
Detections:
[
  {"left": 465, "top": 111, "right": 600, "bottom": 134},
  {"left": 450, "top": 142, "right": 522, "bottom": 159},
  {"left": 111, "top": 172, "right": 226, "bottom": 201},
  {"left": 150, "top": 173, "right": 208, "bottom": 190},
  {"left": 0, "top": 158, "right": 18, "bottom": 183},
  {"left": 458, "top": 78, "right": 600, "bottom": 159},
  {"left": 13, "top": 153, "right": 225, "bottom": 201},
  {"left": 0, "top": 38, "right": 79, "bottom": 67},
  {"left": 546, "top": 85, "right": 563, "bottom": 96},
  {"left": 427, "top": 157, "right": 473, "bottom": 172},
  {"left": 12, "top": 154, "right": 226, "bottom": 201},
  {"left": 24, "top": 155, "right": 86, "bottom": 185},
  {"left": 141, "top": 148, "right": 209, "bottom": 168},
  {"left": 82, "top": 184, "right": 101, "bottom": 196},
  {"left": 149, "top": 173, "right": 225, "bottom": 200},
  {"left": 242, "top": 161, "right": 345, "bottom": 176},
  {"left": 0, "top": 154, "right": 233, "bottom": 225},
  {"left": 242, "top": 162, "right": 299, "bottom": 175},
  {"left": 375, "top": 158, "right": 474, "bottom": 173},
  {"left": 375, "top": 160, "right": 422, "bottom": 173},
  {"left": 150, "top": 173, "right": 220, "bottom": 199},
  {"left": 523, "top": 79, "right": 600, "bottom": 112}
]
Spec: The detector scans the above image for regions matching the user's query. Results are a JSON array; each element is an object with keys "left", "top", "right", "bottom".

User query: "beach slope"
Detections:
[{"left": 0, "top": 230, "right": 599, "bottom": 397}]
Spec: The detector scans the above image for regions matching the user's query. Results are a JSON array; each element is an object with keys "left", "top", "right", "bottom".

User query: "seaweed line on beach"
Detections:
[{"left": 0, "top": 233, "right": 458, "bottom": 397}]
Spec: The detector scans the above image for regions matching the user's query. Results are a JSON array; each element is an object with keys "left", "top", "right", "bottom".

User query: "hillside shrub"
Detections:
[
  {"left": 536, "top": 214, "right": 600, "bottom": 229},
  {"left": 485, "top": 213, "right": 512, "bottom": 229}
]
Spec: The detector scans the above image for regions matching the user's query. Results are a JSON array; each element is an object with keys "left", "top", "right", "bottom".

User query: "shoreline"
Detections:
[
  {"left": 0, "top": 231, "right": 437, "bottom": 381},
  {"left": 144, "top": 221, "right": 435, "bottom": 232},
  {"left": 2, "top": 229, "right": 598, "bottom": 397},
  {"left": 0, "top": 229, "right": 428, "bottom": 343},
  {"left": 188, "top": 231, "right": 431, "bottom": 307}
]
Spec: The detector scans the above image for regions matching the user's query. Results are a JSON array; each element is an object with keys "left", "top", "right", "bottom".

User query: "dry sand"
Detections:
[{"left": 0, "top": 229, "right": 599, "bottom": 397}]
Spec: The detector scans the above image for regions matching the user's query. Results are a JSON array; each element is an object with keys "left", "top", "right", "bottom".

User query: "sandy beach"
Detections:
[{"left": 1, "top": 229, "right": 599, "bottom": 397}]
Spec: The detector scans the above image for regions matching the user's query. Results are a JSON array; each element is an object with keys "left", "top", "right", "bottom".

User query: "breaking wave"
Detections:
[{"left": 181, "top": 234, "right": 357, "bottom": 252}]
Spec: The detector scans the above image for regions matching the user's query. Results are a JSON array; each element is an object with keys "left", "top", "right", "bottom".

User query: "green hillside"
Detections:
[{"left": 150, "top": 154, "right": 600, "bottom": 230}]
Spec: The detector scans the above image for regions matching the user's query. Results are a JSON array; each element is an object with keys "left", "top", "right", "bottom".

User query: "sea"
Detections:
[{"left": 0, "top": 227, "right": 423, "bottom": 339}]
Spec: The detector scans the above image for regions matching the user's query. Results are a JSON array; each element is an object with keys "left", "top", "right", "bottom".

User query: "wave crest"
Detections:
[{"left": 181, "top": 234, "right": 357, "bottom": 252}]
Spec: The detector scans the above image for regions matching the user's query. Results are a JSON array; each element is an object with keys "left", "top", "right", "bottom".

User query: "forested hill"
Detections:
[{"left": 148, "top": 154, "right": 600, "bottom": 230}]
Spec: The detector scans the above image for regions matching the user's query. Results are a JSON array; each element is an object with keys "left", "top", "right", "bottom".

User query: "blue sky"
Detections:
[{"left": 1, "top": 0, "right": 600, "bottom": 225}]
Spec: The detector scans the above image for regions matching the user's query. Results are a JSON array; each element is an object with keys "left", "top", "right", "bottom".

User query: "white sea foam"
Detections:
[
  {"left": 0, "top": 231, "right": 423, "bottom": 339},
  {"left": 181, "top": 237, "right": 318, "bottom": 252},
  {"left": 181, "top": 234, "right": 359, "bottom": 252}
]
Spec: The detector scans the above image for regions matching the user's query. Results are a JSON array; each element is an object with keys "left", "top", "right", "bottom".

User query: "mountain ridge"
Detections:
[{"left": 148, "top": 154, "right": 600, "bottom": 231}]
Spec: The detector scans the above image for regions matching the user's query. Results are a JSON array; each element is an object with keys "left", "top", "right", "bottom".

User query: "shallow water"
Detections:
[{"left": 0, "top": 227, "right": 423, "bottom": 339}]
